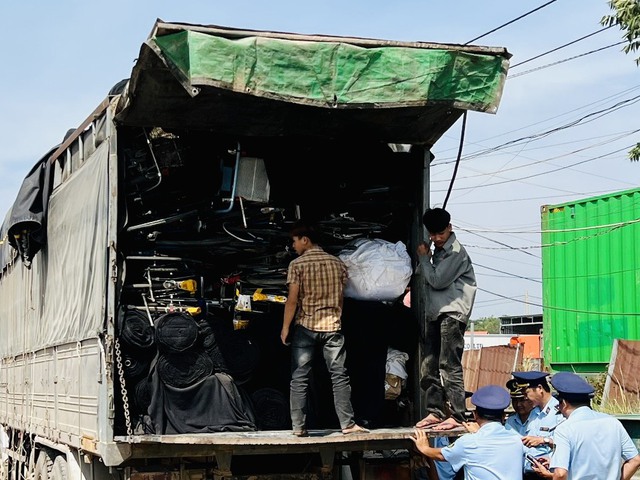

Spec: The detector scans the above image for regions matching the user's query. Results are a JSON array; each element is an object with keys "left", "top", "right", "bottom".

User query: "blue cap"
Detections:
[
  {"left": 511, "top": 371, "right": 550, "bottom": 387},
  {"left": 471, "top": 385, "right": 511, "bottom": 410},
  {"left": 550, "top": 372, "right": 595, "bottom": 398}
]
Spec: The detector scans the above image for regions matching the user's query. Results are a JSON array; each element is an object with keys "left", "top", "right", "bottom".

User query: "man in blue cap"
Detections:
[
  {"left": 411, "top": 385, "right": 525, "bottom": 479},
  {"left": 511, "top": 371, "right": 562, "bottom": 478},
  {"left": 531, "top": 372, "right": 640, "bottom": 480}
]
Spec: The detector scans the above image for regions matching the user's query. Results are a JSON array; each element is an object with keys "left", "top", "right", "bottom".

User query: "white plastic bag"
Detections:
[{"left": 338, "top": 238, "right": 412, "bottom": 301}]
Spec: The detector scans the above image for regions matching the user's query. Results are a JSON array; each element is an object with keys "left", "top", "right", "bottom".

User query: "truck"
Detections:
[{"left": 0, "top": 20, "right": 510, "bottom": 480}]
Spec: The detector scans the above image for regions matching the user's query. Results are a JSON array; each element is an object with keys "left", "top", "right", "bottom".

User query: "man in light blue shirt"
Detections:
[
  {"left": 512, "top": 371, "right": 563, "bottom": 477},
  {"left": 412, "top": 385, "right": 525, "bottom": 480},
  {"left": 540, "top": 372, "right": 640, "bottom": 480},
  {"left": 431, "top": 436, "right": 461, "bottom": 480},
  {"left": 505, "top": 379, "right": 538, "bottom": 436}
]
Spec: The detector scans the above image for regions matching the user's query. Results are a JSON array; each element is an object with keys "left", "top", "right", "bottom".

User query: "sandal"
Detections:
[{"left": 292, "top": 430, "right": 308, "bottom": 437}]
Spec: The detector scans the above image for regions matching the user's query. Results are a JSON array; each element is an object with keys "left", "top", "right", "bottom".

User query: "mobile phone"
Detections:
[{"left": 525, "top": 454, "right": 539, "bottom": 464}]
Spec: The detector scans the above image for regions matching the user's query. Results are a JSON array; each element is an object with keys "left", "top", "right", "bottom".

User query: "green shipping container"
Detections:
[{"left": 541, "top": 187, "right": 640, "bottom": 372}]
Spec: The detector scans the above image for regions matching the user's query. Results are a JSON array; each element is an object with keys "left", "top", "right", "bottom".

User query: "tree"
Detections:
[
  {"left": 469, "top": 316, "right": 500, "bottom": 334},
  {"left": 602, "top": 0, "right": 640, "bottom": 161}
]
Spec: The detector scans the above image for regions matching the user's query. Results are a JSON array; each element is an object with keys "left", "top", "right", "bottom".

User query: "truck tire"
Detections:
[
  {"left": 34, "top": 450, "right": 54, "bottom": 480},
  {"left": 50, "top": 456, "right": 67, "bottom": 480}
]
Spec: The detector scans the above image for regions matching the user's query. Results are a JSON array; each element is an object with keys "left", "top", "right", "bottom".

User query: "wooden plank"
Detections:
[{"left": 115, "top": 427, "right": 466, "bottom": 459}]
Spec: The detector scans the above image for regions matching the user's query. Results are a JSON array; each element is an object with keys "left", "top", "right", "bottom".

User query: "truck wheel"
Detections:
[
  {"left": 51, "top": 457, "right": 67, "bottom": 480},
  {"left": 34, "top": 450, "right": 54, "bottom": 480}
]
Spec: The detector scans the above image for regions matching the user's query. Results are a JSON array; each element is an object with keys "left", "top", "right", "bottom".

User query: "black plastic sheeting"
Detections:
[
  {"left": 148, "top": 369, "right": 257, "bottom": 434},
  {"left": 250, "top": 387, "right": 291, "bottom": 430},
  {"left": 0, "top": 148, "right": 54, "bottom": 270},
  {"left": 155, "top": 312, "right": 200, "bottom": 353},
  {"left": 119, "top": 309, "right": 155, "bottom": 351},
  {"left": 156, "top": 350, "right": 214, "bottom": 388}
]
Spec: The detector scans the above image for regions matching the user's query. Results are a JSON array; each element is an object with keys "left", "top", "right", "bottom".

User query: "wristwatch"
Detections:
[{"left": 543, "top": 436, "right": 552, "bottom": 445}]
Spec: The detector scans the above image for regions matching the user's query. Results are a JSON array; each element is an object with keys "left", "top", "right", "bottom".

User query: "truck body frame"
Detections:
[{"left": 0, "top": 21, "right": 509, "bottom": 480}]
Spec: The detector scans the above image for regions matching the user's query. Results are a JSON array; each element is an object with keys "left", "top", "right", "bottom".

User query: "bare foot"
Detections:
[
  {"left": 415, "top": 413, "right": 443, "bottom": 428},
  {"left": 342, "top": 424, "right": 369, "bottom": 434},
  {"left": 432, "top": 417, "right": 462, "bottom": 431}
]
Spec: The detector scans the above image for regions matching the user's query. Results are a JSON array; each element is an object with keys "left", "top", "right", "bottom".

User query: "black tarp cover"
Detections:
[{"left": 0, "top": 146, "right": 55, "bottom": 271}]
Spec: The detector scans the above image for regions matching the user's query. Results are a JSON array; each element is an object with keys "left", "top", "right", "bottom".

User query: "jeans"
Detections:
[
  {"left": 420, "top": 314, "right": 467, "bottom": 422},
  {"left": 289, "top": 325, "right": 355, "bottom": 431}
]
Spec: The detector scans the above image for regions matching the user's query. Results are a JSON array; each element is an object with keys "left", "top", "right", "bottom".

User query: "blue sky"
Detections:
[{"left": 0, "top": 0, "right": 638, "bottom": 319}]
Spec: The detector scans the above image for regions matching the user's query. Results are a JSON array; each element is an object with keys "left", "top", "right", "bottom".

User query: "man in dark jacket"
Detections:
[{"left": 415, "top": 208, "right": 477, "bottom": 431}]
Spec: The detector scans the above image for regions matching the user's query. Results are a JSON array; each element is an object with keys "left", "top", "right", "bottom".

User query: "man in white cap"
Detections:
[
  {"left": 532, "top": 372, "right": 640, "bottom": 480},
  {"left": 412, "top": 385, "right": 525, "bottom": 479}
]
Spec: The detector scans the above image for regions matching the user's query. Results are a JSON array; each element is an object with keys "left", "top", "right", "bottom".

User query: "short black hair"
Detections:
[
  {"left": 422, "top": 208, "right": 451, "bottom": 233},
  {"left": 289, "top": 220, "right": 321, "bottom": 244},
  {"left": 555, "top": 394, "right": 591, "bottom": 407},
  {"left": 475, "top": 407, "right": 504, "bottom": 422},
  {"left": 532, "top": 379, "right": 551, "bottom": 392}
]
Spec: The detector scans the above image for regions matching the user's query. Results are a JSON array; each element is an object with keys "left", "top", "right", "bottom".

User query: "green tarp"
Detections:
[{"left": 153, "top": 30, "right": 508, "bottom": 113}]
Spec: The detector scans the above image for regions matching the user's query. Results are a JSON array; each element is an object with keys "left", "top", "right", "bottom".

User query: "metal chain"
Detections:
[{"left": 114, "top": 337, "right": 133, "bottom": 438}]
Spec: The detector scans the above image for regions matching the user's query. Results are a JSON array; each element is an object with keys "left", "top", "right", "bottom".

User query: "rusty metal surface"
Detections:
[
  {"left": 462, "top": 344, "right": 523, "bottom": 392},
  {"left": 114, "top": 427, "right": 465, "bottom": 460},
  {"left": 604, "top": 339, "right": 640, "bottom": 406}
]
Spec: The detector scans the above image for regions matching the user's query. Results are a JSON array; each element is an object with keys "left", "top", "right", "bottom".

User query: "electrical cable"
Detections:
[
  {"left": 509, "top": 41, "right": 627, "bottom": 79},
  {"left": 433, "top": 94, "right": 640, "bottom": 166},
  {"left": 458, "top": 215, "right": 640, "bottom": 235},
  {"left": 432, "top": 128, "right": 640, "bottom": 182},
  {"left": 432, "top": 144, "right": 634, "bottom": 192},
  {"left": 434, "top": 84, "right": 640, "bottom": 159},
  {"left": 449, "top": 190, "right": 617, "bottom": 205},
  {"left": 474, "top": 262, "right": 542, "bottom": 283},
  {"left": 465, "top": 0, "right": 558, "bottom": 45},
  {"left": 478, "top": 287, "right": 640, "bottom": 316},
  {"left": 510, "top": 25, "right": 614, "bottom": 68},
  {"left": 461, "top": 229, "right": 539, "bottom": 258},
  {"left": 442, "top": 111, "right": 467, "bottom": 209}
]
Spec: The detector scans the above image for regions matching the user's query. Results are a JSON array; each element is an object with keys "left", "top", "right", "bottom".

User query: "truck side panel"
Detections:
[{"left": 0, "top": 137, "right": 111, "bottom": 451}]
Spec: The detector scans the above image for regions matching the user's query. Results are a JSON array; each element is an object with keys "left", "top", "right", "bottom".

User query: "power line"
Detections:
[
  {"left": 433, "top": 93, "right": 640, "bottom": 166},
  {"left": 474, "top": 262, "right": 542, "bottom": 283},
  {"left": 434, "top": 84, "right": 640, "bottom": 159},
  {"left": 457, "top": 216, "right": 640, "bottom": 234},
  {"left": 449, "top": 191, "right": 613, "bottom": 205},
  {"left": 465, "top": 0, "right": 558, "bottom": 45},
  {"left": 442, "top": 111, "right": 467, "bottom": 209},
  {"left": 432, "top": 145, "right": 634, "bottom": 192},
  {"left": 510, "top": 25, "right": 614, "bottom": 68},
  {"left": 461, "top": 229, "right": 540, "bottom": 258},
  {"left": 431, "top": 128, "right": 640, "bottom": 183},
  {"left": 509, "top": 41, "right": 627, "bottom": 79},
  {"left": 479, "top": 287, "right": 640, "bottom": 316}
]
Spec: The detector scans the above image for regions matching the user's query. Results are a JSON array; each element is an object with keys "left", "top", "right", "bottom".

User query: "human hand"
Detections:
[
  {"left": 521, "top": 435, "right": 546, "bottom": 447},
  {"left": 410, "top": 428, "right": 431, "bottom": 455},
  {"left": 280, "top": 327, "right": 290, "bottom": 346},
  {"left": 417, "top": 241, "right": 432, "bottom": 257},
  {"left": 462, "top": 421, "right": 480, "bottom": 433},
  {"left": 530, "top": 456, "right": 552, "bottom": 478}
]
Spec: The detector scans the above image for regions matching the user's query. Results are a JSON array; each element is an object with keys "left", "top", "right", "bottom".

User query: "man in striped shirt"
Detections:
[{"left": 281, "top": 220, "right": 367, "bottom": 437}]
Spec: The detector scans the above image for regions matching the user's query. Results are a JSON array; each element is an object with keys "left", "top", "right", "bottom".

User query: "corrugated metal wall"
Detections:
[
  {"left": 462, "top": 344, "right": 523, "bottom": 392},
  {"left": 604, "top": 339, "right": 640, "bottom": 407},
  {"left": 541, "top": 188, "right": 640, "bottom": 372}
]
